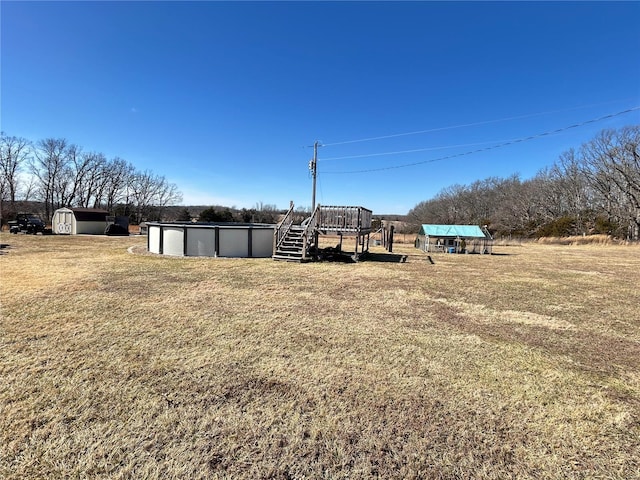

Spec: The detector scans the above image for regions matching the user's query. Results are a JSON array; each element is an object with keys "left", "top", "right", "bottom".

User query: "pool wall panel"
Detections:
[
  {"left": 163, "top": 227, "right": 184, "bottom": 256},
  {"left": 252, "top": 228, "right": 275, "bottom": 257},
  {"left": 219, "top": 229, "right": 248, "bottom": 257},
  {"left": 186, "top": 228, "right": 216, "bottom": 257},
  {"left": 149, "top": 226, "right": 161, "bottom": 254}
]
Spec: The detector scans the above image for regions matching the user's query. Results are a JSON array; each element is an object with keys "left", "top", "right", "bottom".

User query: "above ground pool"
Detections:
[{"left": 146, "top": 222, "right": 275, "bottom": 258}]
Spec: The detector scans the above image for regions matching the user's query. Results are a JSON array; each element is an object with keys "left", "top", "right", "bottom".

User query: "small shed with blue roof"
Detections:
[{"left": 415, "top": 224, "right": 492, "bottom": 254}]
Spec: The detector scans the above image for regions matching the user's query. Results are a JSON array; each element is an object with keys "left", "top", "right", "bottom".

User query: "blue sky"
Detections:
[{"left": 2, "top": 1, "right": 639, "bottom": 214}]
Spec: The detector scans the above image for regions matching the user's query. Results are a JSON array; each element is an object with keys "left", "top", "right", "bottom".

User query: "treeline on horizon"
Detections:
[
  {"left": 171, "top": 202, "right": 294, "bottom": 225},
  {"left": 3, "top": 126, "right": 639, "bottom": 239},
  {"left": 0, "top": 133, "right": 307, "bottom": 226},
  {"left": 0, "top": 134, "right": 183, "bottom": 225},
  {"left": 407, "top": 125, "right": 640, "bottom": 241}
]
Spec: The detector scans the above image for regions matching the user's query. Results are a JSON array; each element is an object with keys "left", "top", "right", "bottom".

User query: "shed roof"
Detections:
[
  {"left": 419, "top": 224, "right": 487, "bottom": 238},
  {"left": 70, "top": 208, "right": 109, "bottom": 222}
]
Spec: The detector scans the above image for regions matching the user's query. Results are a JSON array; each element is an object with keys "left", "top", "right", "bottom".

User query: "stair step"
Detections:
[
  {"left": 278, "top": 249, "right": 303, "bottom": 255},
  {"left": 281, "top": 241, "right": 303, "bottom": 248},
  {"left": 276, "top": 244, "right": 303, "bottom": 252},
  {"left": 273, "top": 253, "right": 308, "bottom": 262},
  {"left": 279, "top": 250, "right": 303, "bottom": 255},
  {"left": 276, "top": 244, "right": 302, "bottom": 250}
]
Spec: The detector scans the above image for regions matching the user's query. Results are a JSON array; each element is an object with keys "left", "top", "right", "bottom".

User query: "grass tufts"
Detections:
[{"left": 1, "top": 233, "right": 639, "bottom": 479}]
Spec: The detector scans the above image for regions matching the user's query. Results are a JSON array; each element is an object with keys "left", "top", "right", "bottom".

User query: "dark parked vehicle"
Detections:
[{"left": 8, "top": 213, "right": 49, "bottom": 234}]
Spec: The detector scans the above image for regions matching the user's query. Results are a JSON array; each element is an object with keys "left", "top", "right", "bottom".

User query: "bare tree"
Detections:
[
  {"left": 74, "top": 152, "right": 108, "bottom": 208},
  {"left": 0, "top": 133, "right": 32, "bottom": 222},
  {"left": 154, "top": 178, "right": 183, "bottom": 220},
  {"left": 129, "top": 170, "right": 182, "bottom": 223},
  {"left": 581, "top": 126, "right": 640, "bottom": 239},
  {"left": 98, "top": 157, "right": 134, "bottom": 211},
  {"left": 407, "top": 126, "right": 639, "bottom": 239},
  {"left": 0, "top": 131, "right": 185, "bottom": 227},
  {"left": 30, "top": 138, "right": 70, "bottom": 220},
  {"left": 56, "top": 143, "right": 82, "bottom": 208}
]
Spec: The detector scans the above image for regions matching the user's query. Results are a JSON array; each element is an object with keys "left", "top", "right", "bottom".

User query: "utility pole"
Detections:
[{"left": 309, "top": 140, "right": 319, "bottom": 211}]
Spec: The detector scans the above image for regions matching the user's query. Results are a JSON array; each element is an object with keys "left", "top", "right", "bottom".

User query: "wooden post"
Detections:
[{"left": 388, "top": 225, "right": 394, "bottom": 253}]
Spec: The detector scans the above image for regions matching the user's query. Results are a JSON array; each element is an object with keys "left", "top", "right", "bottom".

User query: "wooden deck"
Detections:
[{"left": 273, "top": 204, "right": 373, "bottom": 262}]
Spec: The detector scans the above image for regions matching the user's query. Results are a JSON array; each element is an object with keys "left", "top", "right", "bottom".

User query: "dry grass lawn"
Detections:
[{"left": 1, "top": 233, "right": 639, "bottom": 479}]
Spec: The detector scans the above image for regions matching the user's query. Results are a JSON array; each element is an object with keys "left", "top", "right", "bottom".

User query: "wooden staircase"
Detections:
[
  {"left": 273, "top": 203, "right": 372, "bottom": 262},
  {"left": 273, "top": 225, "right": 308, "bottom": 262}
]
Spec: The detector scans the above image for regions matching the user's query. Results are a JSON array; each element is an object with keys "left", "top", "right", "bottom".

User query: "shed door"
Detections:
[{"left": 56, "top": 211, "right": 73, "bottom": 234}]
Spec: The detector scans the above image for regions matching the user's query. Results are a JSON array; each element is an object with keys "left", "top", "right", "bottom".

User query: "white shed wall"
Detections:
[{"left": 75, "top": 221, "right": 107, "bottom": 235}]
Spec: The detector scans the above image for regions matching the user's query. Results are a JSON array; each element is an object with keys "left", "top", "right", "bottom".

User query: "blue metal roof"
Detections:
[{"left": 419, "top": 224, "right": 487, "bottom": 238}]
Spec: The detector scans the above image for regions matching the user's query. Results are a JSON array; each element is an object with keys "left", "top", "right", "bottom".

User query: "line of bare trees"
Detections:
[
  {"left": 0, "top": 134, "right": 182, "bottom": 225},
  {"left": 407, "top": 125, "right": 640, "bottom": 240}
]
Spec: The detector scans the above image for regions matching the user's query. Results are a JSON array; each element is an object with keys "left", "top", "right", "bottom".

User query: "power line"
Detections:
[
  {"left": 321, "top": 99, "right": 638, "bottom": 147},
  {"left": 320, "top": 106, "right": 640, "bottom": 175},
  {"left": 320, "top": 139, "right": 520, "bottom": 162}
]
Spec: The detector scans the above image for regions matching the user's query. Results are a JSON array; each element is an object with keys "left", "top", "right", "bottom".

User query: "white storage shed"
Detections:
[{"left": 52, "top": 208, "right": 109, "bottom": 235}]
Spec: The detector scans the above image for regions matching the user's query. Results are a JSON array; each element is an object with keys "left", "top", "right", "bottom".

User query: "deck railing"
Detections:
[
  {"left": 301, "top": 204, "right": 320, "bottom": 261},
  {"left": 273, "top": 202, "right": 295, "bottom": 254},
  {"left": 317, "top": 206, "right": 372, "bottom": 233}
]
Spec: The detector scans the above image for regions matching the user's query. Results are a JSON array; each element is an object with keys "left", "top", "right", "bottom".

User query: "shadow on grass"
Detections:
[
  {"left": 316, "top": 250, "right": 357, "bottom": 263},
  {"left": 359, "top": 252, "right": 408, "bottom": 263},
  {"left": 315, "top": 248, "right": 408, "bottom": 263}
]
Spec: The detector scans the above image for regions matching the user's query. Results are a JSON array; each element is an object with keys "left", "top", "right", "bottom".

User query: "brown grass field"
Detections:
[{"left": 1, "top": 233, "right": 639, "bottom": 479}]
